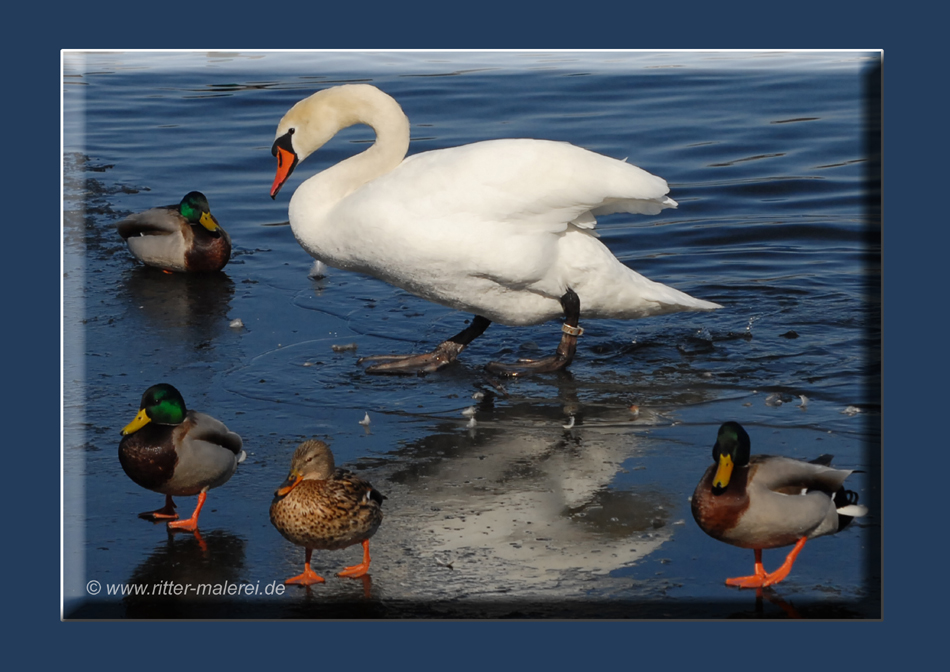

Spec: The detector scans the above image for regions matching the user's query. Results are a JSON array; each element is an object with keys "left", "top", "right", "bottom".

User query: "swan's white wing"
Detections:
[{"left": 355, "top": 139, "right": 675, "bottom": 235}]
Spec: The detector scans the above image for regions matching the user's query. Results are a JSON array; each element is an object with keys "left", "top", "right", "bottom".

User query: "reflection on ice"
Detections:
[
  {"left": 122, "top": 529, "right": 247, "bottom": 619},
  {"left": 375, "top": 413, "right": 675, "bottom": 599}
]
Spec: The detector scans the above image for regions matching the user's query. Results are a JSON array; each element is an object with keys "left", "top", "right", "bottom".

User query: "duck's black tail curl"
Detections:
[{"left": 834, "top": 488, "right": 862, "bottom": 530}]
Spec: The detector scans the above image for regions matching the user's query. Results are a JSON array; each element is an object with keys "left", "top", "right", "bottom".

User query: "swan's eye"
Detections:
[{"left": 272, "top": 130, "right": 298, "bottom": 158}]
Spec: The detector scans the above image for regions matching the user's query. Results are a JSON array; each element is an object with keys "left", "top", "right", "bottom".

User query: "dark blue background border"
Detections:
[{"left": 15, "top": 2, "right": 920, "bottom": 666}]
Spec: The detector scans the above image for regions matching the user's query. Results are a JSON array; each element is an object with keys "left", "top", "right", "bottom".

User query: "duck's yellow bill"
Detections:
[
  {"left": 121, "top": 408, "right": 151, "bottom": 435},
  {"left": 199, "top": 211, "right": 220, "bottom": 232},
  {"left": 713, "top": 453, "right": 734, "bottom": 489},
  {"left": 276, "top": 472, "right": 303, "bottom": 497}
]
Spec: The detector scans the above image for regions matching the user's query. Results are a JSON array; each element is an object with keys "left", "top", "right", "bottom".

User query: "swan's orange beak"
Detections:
[
  {"left": 271, "top": 142, "right": 298, "bottom": 199},
  {"left": 271, "top": 130, "right": 299, "bottom": 199}
]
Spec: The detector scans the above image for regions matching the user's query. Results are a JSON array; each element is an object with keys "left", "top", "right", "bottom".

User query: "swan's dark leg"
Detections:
[
  {"left": 486, "top": 288, "right": 581, "bottom": 377},
  {"left": 359, "top": 315, "right": 492, "bottom": 375}
]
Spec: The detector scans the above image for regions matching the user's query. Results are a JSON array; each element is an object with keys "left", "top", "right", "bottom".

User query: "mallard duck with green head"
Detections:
[
  {"left": 116, "top": 191, "right": 232, "bottom": 272},
  {"left": 119, "top": 383, "right": 245, "bottom": 531},
  {"left": 270, "top": 440, "right": 384, "bottom": 585},
  {"left": 691, "top": 421, "right": 868, "bottom": 588}
]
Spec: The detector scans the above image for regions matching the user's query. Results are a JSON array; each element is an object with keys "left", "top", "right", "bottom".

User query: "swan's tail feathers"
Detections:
[
  {"left": 649, "top": 281, "right": 722, "bottom": 312},
  {"left": 691, "top": 298, "right": 722, "bottom": 311},
  {"left": 591, "top": 195, "right": 678, "bottom": 218},
  {"left": 686, "top": 294, "right": 722, "bottom": 310},
  {"left": 635, "top": 281, "right": 723, "bottom": 316},
  {"left": 668, "top": 296, "right": 722, "bottom": 313}
]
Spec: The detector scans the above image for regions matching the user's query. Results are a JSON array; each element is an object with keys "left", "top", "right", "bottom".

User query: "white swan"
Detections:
[{"left": 271, "top": 84, "right": 720, "bottom": 375}]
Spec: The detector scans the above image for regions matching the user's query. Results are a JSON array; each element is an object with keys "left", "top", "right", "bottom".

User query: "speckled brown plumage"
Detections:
[
  {"left": 270, "top": 476, "right": 383, "bottom": 550},
  {"left": 270, "top": 440, "right": 384, "bottom": 582}
]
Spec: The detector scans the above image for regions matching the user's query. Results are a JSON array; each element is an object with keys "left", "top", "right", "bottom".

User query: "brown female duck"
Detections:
[
  {"left": 270, "top": 440, "right": 384, "bottom": 585},
  {"left": 116, "top": 191, "right": 231, "bottom": 272},
  {"left": 119, "top": 383, "right": 245, "bottom": 531},
  {"left": 691, "top": 421, "right": 867, "bottom": 588}
]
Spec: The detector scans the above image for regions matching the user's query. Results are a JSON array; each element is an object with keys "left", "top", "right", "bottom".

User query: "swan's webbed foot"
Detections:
[
  {"left": 485, "top": 350, "right": 575, "bottom": 377},
  {"left": 358, "top": 316, "right": 492, "bottom": 376},
  {"left": 486, "top": 289, "right": 582, "bottom": 378},
  {"left": 359, "top": 342, "right": 466, "bottom": 375}
]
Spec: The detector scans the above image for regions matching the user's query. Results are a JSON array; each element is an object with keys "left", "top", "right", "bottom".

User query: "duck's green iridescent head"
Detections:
[
  {"left": 711, "top": 421, "right": 752, "bottom": 490},
  {"left": 178, "top": 191, "right": 221, "bottom": 233},
  {"left": 121, "top": 383, "right": 188, "bottom": 435}
]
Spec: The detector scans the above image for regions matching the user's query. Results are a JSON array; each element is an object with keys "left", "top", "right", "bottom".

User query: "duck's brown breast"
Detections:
[
  {"left": 691, "top": 464, "right": 753, "bottom": 543},
  {"left": 118, "top": 424, "right": 179, "bottom": 491},
  {"left": 185, "top": 227, "right": 231, "bottom": 272}
]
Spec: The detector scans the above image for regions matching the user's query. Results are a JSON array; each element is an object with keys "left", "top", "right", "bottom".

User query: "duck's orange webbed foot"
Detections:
[
  {"left": 167, "top": 491, "right": 207, "bottom": 532},
  {"left": 139, "top": 494, "right": 179, "bottom": 520},
  {"left": 285, "top": 566, "right": 326, "bottom": 586},
  {"left": 726, "top": 547, "right": 769, "bottom": 588},
  {"left": 760, "top": 537, "right": 807, "bottom": 587},
  {"left": 337, "top": 539, "right": 372, "bottom": 578},
  {"left": 167, "top": 517, "right": 199, "bottom": 532},
  {"left": 726, "top": 538, "right": 807, "bottom": 589},
  {"left": 286, "top": 550, "right": 326, "bottom": 585},
  {"left": 726, "top": 570, "right": 769, "bottom": 587}
]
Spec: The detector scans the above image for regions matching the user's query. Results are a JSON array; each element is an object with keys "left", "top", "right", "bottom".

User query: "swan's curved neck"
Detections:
[{"left": 297, "top": 85, "right": 410, "bottom": 200}]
